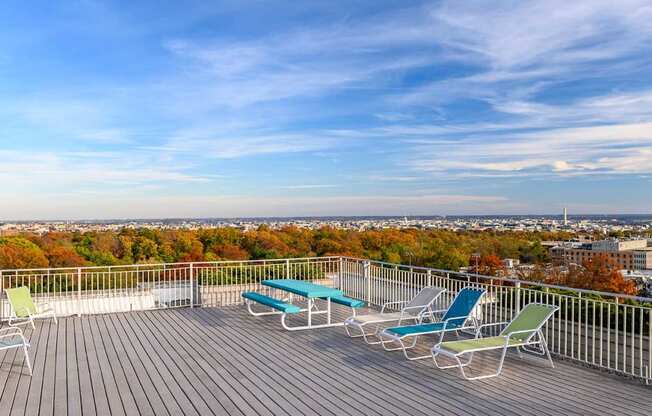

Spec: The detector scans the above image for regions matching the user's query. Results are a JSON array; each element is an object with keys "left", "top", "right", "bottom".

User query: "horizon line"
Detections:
[{"left": 3, "top": 213, "right": 652, "bottom": 223}]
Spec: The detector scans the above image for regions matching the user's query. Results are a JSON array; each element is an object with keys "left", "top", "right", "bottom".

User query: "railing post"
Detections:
[
  {"left": 515, "top": 281, "right": 521, "bottom": 313},
  {"left": 363, "top": 261, "right": 371, "bottom": 305},
  {"left": 427, "top": 269, "right": 432, "bottom": 287},
  {"left": 189, "top": 262, "right": 194, "bottom": 308},
  {"left": 338, "top": 257, "right": 343, "bottom": 289},
  {"left": 0, "top": 270, "right": 3, "bottom": 320},
  {"left": 285, "top": 259, "right": 290, "bottom": 279},
  {"left": 77, "top": 267, "right": 82, "bottom": 317}
]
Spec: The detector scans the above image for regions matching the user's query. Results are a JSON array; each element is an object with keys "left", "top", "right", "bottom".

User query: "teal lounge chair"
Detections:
[
  {"left": 379, "top": 287, "right": 486, "bottom": 360},
  {"left": 431, "top": 303, "right": 559, "bottom": 380},
  {"left": 5, "top": 287, "right": 57, "bottom": 329}
]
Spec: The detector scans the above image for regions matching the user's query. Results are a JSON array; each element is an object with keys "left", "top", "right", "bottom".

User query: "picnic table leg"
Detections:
[
  {"left": 327, "top": 296, "right": 331, "bottom": 325},
  {"left": 308, "top": 298, "right": 313, "bottom": 327}
]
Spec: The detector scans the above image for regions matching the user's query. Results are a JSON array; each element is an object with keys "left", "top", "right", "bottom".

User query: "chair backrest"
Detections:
[
  {"left": 5, "top": 287, "right": 38, "bottom": 318},
  {"left": 441, "top": 287, "right": 486, "bottom": 328},
  {"left": 403, "top": 286, "right": 445, "bottom": 316},
  {"left": 500, "top": 303, "right": 559, "bottom": 341}
]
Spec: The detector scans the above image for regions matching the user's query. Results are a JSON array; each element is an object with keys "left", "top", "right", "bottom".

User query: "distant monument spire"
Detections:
[{"left": 563, "top": 207, "right": 568, "bottom": 226}]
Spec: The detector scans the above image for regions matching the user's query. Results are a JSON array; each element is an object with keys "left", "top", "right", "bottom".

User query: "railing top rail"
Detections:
[
  {"left": 0, "top": 256, "right": 341, "bottom": 274},
  {"left": 341, "top": 256, "right": 652, "bottom": 303}
]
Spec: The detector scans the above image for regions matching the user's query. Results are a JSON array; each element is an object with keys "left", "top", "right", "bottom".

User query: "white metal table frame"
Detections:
[{"left": 255, "top": 279, "right": 344, "bottom": 331}]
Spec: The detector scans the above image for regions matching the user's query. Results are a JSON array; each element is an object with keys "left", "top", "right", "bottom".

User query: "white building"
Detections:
[
  {"left": 591, "top": 239, "right": 648, "bottom": 252},
  {"left": 633, "top": 248, "right": 652, "bottom": 270}
]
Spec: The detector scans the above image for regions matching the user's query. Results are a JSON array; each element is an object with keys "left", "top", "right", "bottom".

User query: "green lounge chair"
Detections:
[
  {"left": 0, "top": 327, "right": 32, "bottom": 375},
  {"left": 5, "top": 287, "right": 57, "bottom": 329},
  {"left": 431, "top": 303, "right": 559, "bottom": 380},
  {"left": 379, "top": 287, "right": 486, "bottom": 360},
  {"left": 343, "top": 286, "right": 446, "bottom": 344}
]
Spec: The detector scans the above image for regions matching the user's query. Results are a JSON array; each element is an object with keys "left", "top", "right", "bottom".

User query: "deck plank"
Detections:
[
  {"left": 101, "top": 314, "right": 167, "bottom": 416},
  {"left": 64, "top": 316, "right": 81, "bottom": 416},
  {"left": 72, "top": 318, "right": 96, "bottom": 416},
  {"left": 0, "top": 306, "right": 650, "bottom": 416},
  {"left": 142, "top": 311, "right": 284, "bottom": 416},
  {"left": 167, "top": 309, "right": 347, "bottom": 416},
  {"left": 112, "top": 313, "right": 190, "bottom": 416},
  {"left": 125, "top": 312, "right": 219, "bottom": 415}
]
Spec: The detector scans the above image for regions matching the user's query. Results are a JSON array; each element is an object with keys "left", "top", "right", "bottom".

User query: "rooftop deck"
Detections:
[{"left": 0, "top": 303, "right": 650, "bottom": 416}]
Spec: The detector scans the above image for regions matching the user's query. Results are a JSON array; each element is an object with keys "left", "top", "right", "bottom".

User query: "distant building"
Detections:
[
  {"left": 550, "top": 238, "right": 652, "bottom": 271},
  {"left": 502, "top": 258, "right": 520, "bottom": 268},
  {"left": 633, "top": 248, "right": 652, "bottom": 271},
  {"left": 591, "top": 239, "right": 647, "bottom": 252}
]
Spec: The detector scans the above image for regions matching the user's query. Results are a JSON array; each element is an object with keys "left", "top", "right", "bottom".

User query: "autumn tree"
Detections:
[
  {"left": 46, "top": 246, "right": 88, "bottom": 268},
  {"left": 575, "top": 255, "right": 637, "bottom": 295},
  {"left": 0, "top": 237, "right": 49, "bottom": 269},
  {"left": 468, "top": 253, "right": 506, "bottom": 277}
]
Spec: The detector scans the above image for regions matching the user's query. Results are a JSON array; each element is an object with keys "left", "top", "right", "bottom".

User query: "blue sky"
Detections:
[{"left": 1, "top": 0, "right": 652, "bottom": 219}]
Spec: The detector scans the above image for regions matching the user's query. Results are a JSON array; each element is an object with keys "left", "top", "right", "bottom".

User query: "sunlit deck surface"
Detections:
[{"left": 1, "top": 304, "right": 650, "bottom": 416}]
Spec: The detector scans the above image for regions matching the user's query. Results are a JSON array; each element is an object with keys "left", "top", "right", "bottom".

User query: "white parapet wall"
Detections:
[{"left": 1, "top": 291, "right": 158, "bottom": 318}]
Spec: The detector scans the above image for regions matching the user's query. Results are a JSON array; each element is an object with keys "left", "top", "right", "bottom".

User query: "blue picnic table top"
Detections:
[{"left": 262, "top": 279, "right": 343, "bottom": 298}]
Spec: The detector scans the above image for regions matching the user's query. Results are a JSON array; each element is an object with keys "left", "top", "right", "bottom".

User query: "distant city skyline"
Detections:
[{"left": 2, "top": 1, "right": 652, "bottom": 219}]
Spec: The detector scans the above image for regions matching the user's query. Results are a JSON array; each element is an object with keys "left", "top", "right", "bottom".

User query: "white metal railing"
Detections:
[
  {"left": 1, "top": 255, "right": 650, "bottom": 383},
  {"left": 339, "top": 257, "right": 652, "bottom": 384},
  {"left": 0, "top": 257, "right": 340, "bottom": 317}
]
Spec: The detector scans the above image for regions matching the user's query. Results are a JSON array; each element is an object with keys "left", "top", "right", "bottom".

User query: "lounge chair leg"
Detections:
[
  {"left": 23, "top": 344, "right": 32, "bottom": 376},
  {"left": 540, "top": 332, "right": 554, "bottom": 368},
  {"left": 432, "top": 348, "right": 474, "bottom": 370},
  {"left": 380, "top": 334, "right": 407, "bottom": 351},
  {"left": 343, "top": 321, "right": 363, "bottom": 338},
  {"left": 399, "top": 337, "right": 430, "bottom": 360},
  {"left": 458, "top": 353, "right": 503, "bottom": 380},
  {"left": 360, "top": 326, "right": 384, "bottom": 345},
  {"left": 344, "top": 321, "right": 386, "bottom": 344}
]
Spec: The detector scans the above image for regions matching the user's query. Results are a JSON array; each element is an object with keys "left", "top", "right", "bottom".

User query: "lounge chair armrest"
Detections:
[
  {"left": 400, "top": 304, "right": 428, "bottom": 313},
  {"left": 477, "top": 322, "right": 509, "bottom": 329},
  {"left": 441, "top": 315, "right": 474, "bottom": 330},
  {"left": 475, "top": 321, "right": 509, "bottom": 338},
  {"left": 381, "top": 300, "right": 408, "bottom": 313},
  {"left": 503, "top": 328, "right": 538, "bottom": 340}
]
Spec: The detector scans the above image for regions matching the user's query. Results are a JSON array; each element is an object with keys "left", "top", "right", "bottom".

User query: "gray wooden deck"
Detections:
[{"left": 0, "top": 304, "right": 650, "bottom": 416}]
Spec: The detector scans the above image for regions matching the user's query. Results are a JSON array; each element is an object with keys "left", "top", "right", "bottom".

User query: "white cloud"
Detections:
[
  {"left": 159, "top": 129, "right": 341, "bottom": 159},
  {"left": 278, "top": 185, "right": 337, "bottom": 190},
  {"left": 0, "top": 97, "right": 132, "bottom": 144},
  {"left": 393, "top": 0, "right": 652, "bottom": 108},
  {"left": 0, "top": 150, "right": 212, "bottom": 189},
  {"left": 408, "top": 122, "right": 652, "bottom": 176}
]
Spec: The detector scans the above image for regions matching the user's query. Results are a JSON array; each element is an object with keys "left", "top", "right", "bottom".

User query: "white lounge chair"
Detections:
[
  {"left": 343, "top": 286, "right": 445, "bottom": 344},
  {"left": 0, "top": 326, "right": 32, "bottom": 375}
]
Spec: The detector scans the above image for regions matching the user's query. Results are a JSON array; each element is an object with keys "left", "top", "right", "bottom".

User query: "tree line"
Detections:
[{"left": 0, "top": 226, "right": 644, "bottom": 296}]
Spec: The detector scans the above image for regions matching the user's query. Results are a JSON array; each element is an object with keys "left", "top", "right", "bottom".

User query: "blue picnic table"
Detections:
[{"left": 261, "top": 279, "right": 343, "bottom": 329}]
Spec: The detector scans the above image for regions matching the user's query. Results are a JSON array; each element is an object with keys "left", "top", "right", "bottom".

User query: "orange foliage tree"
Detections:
[
  {"left": 0, "top": 237, "right": 49, "bottom": 269},
  {"left": 574, "top": 254, "right": 637, "bottom": 295},
  {"left": 468, "top": 253, "right": 506, "bottom": 277}
]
